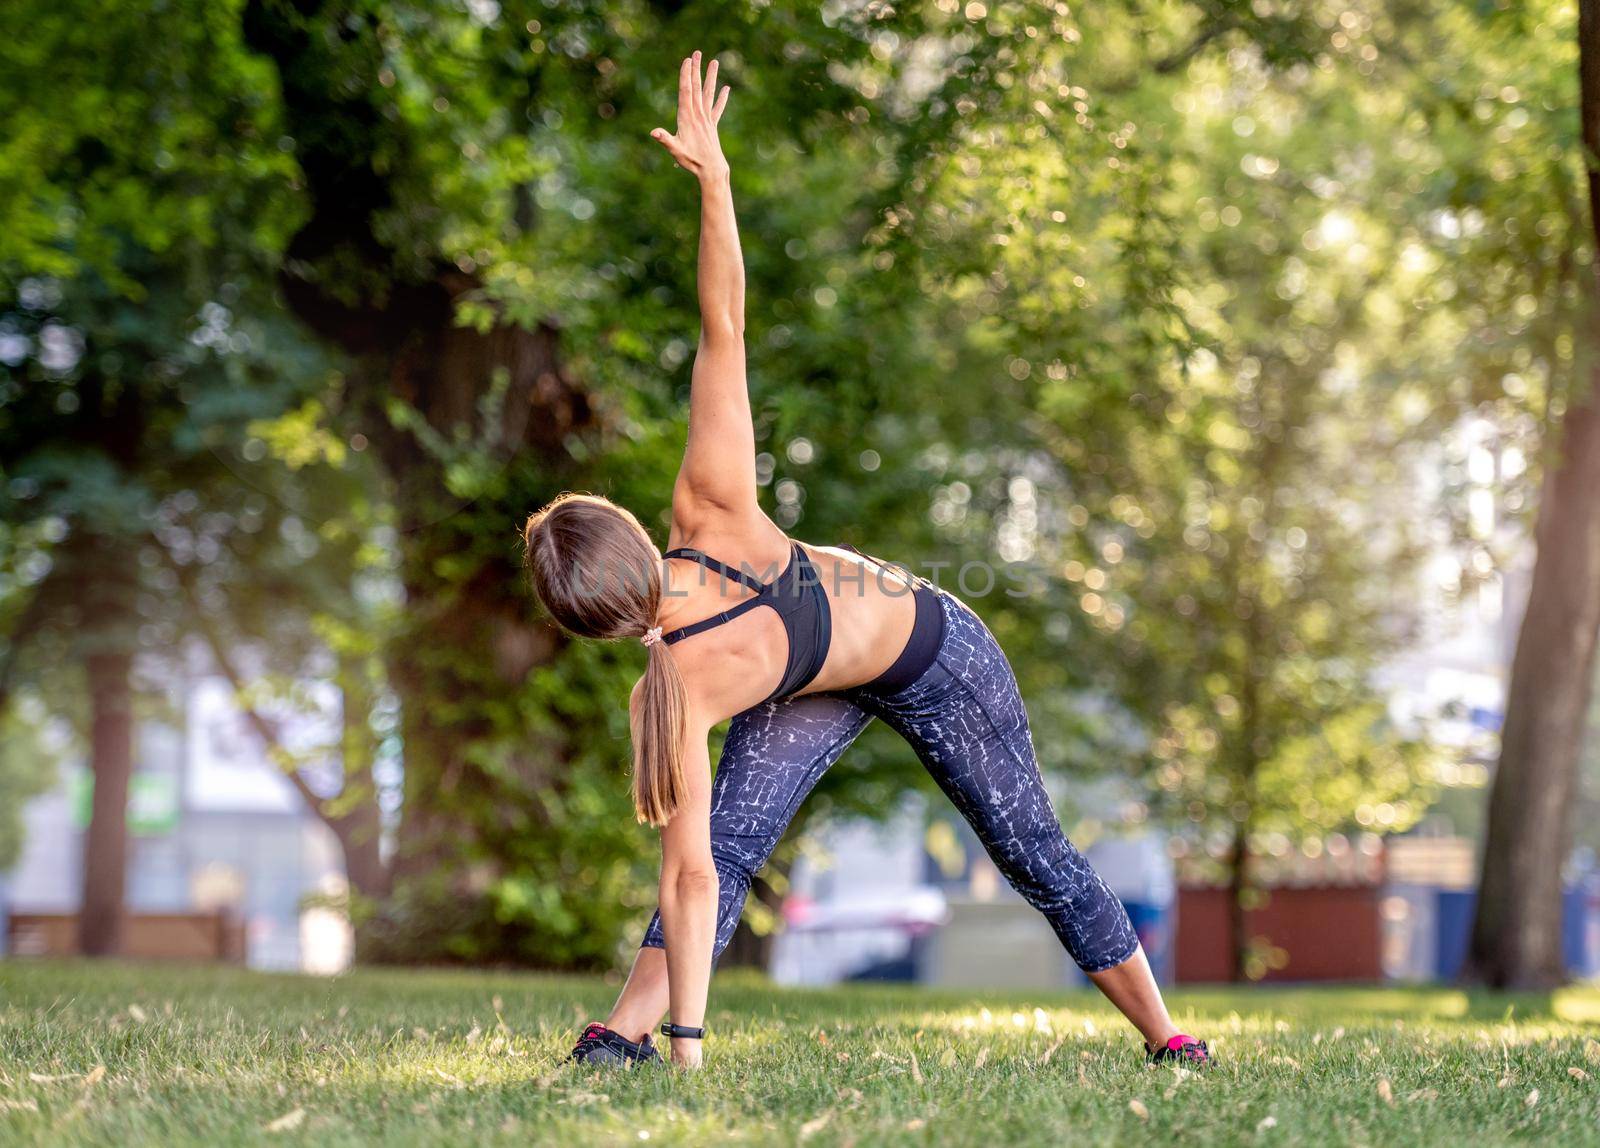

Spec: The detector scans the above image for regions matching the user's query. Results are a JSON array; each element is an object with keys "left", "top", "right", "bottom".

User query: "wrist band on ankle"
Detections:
[{"left": 660, "top": 1022, "right": 706, "bottom": 1040}]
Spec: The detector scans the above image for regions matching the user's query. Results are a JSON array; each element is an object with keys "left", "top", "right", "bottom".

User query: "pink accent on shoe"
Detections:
[{"left": 1166, "top": 1034, "right": 1196, "bottom": 1052}]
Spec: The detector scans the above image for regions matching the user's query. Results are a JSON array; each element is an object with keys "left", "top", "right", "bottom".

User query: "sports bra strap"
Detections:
[
  {"left": 661, "top": 594, "right": 770, "bottom": 645},
  {"left": 663, "top": 547, "right": 770, "bottom": 593}
]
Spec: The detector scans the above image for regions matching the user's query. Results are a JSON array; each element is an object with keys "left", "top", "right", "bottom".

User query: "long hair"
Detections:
[{"left": 523, "top": 493, "right": 688, "bottom": 826}]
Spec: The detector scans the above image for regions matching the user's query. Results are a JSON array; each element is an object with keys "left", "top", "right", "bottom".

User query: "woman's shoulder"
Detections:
[{"left": 667, "top": 510, "right": 791, "bottom": 572}]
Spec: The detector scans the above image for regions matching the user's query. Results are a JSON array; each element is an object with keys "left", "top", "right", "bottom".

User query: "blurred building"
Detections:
[
  {"left": 1379, "top": 415, "right": 1532, "bottom": 827},
  {"left": 1, "top": 673, "right": 351, "bottom": 972}
]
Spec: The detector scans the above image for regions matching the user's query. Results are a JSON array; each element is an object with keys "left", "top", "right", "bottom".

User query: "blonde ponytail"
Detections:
[
  {"left": 522, "top": 492, "right": 693, "bottom": 824},
  {"left": 631, "top": 637, "right": 689, "bottom": 826}
]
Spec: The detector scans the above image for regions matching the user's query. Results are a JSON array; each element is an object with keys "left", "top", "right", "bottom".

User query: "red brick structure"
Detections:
[{"left": 1175, "top": 885, "right": 1384, "bottom": 982}]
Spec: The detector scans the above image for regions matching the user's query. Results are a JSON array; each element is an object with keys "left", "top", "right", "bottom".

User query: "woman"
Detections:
[{"left": 524, "top": 52, "right": 1209, "bottom": 1071}]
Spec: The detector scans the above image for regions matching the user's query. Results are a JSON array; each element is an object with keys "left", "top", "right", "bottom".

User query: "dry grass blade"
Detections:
[
  {"left": 1129, "top": 1098, "right": 1149, "bottom": 1121},
  {"left": 799, "top": 1111, "right": 832, "bottom": 1139},
  {"left": 1040, "top": 1036, "right": 1066, "bottom": 1065},
  {"left": 1377, "top": 1078, "right": 1395, "bottom": 1106},
  {"left": 974, "top": 1048, "right": 990, "bottom": 1070},
  {"left": 263, "top": 1107, "right": 306, "bottom": 1133},
  {"left": 910, "top": 1051, "right": 924, "bottom": 1085}
]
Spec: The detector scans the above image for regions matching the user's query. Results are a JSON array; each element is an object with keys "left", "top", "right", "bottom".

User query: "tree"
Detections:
[
  {"left": 0, "top": 269, "right": 308, "bottom": 954},
  {"left": 223, "top": 0, "right": 1097, "bottom": 965},
  {"left": 867, "top": 0, "right": 1456, "bottom": 979},
  {"left": 0, "top": 0, "right": 308, "bottom": 953},
  {"left": 1467, "top": 0, "right": 1600, "bottom": 990},
  {"left": 0, "top": 527, "right": 59, "bottom": 866},
  {"left": 10, "top": 0, "right": 1042, "bottom": 968},
  {"left": 0, "top": 681, "right": 60, "bottom": 870}
]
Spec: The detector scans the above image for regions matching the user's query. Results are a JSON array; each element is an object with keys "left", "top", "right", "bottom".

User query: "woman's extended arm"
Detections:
[
  {"left": 654, "top": 726, "right": 718, "bottom": 1068},
  {"left": 651, "top": 53, "right": 759, "bottom": 527}
]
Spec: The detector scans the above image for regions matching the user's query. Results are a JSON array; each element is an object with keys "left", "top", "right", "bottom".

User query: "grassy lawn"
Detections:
[{"left": 4, "top": 961, "right": 1600, "bottom": 1146}]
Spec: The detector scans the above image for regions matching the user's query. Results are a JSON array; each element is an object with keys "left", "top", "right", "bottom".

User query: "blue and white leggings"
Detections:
[{"left": 641, "top": 589, "right": 1141, "bottom": 974}]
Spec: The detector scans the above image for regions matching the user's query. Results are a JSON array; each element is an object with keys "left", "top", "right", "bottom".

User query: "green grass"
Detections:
[{"left": 4, "top": 962, "right": 1600, "bottom": 1146}]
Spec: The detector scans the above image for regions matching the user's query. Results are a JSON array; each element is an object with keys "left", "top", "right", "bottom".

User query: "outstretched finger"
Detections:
[
  {"left": 712, "top": 84, "right": 730, "bottom": 122},
  {"left": 702, "top": 58, "right": 719, "bottom": 110},
  {"left": 678, "top": 55, "right": 695, "bottom": 121}
]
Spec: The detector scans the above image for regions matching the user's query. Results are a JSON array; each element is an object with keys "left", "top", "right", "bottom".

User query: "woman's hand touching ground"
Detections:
[{"left": 651, "top": 51, "right": 730, "bottom": 182}]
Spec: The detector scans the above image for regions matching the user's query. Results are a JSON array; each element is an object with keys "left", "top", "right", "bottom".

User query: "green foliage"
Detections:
[
  {"left": 0, "top": 696, "right": 59, "bottom": 869},
  {"left": 0, "top": 0, "right": 298, "bottom": 287},
  {"left": 1048, "top": 36, "right": 1457, "bottom": 864}
]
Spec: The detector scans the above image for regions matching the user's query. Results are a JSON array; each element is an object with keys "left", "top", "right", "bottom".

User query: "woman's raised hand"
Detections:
[{"left": 651, "top": 51, "right": 731, "bottom": 181}]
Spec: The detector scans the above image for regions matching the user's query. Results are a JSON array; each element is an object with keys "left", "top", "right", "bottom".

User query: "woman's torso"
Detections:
[{"left": 656, "top": 517, "right": 919, "bottom": 724}]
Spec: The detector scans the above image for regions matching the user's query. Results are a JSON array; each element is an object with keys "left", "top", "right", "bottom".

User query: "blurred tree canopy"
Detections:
[{"left": 0, "top": 0, "right": 1589, "bottom": 973}]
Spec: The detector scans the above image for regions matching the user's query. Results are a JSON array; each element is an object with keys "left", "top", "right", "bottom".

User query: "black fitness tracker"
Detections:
[{"left": 660, "top": 1022, "right": 706, "bottom": 1040}]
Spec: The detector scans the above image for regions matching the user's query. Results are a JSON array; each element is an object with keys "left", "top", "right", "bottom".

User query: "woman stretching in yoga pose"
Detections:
[{"left": 523, "top": 52, "right": 1208, "bottom": 1071}]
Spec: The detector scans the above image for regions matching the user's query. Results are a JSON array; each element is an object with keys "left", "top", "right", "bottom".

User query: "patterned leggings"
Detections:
[{"left": 641, "top": 590, "right": 1140, "bottom": 973}]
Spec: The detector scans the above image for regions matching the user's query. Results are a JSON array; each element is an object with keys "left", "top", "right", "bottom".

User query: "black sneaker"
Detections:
[
  {"left": 568, "top": 1022, "right": 662, "bottom": 1067},
  {"left": 1146, "top": 1034, "right": 1211, "bottom": 1066}
]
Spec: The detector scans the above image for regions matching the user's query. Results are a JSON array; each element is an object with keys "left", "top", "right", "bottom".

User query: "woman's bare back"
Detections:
[{"left": 654, "top": 523, "right": 918, "bottom": 725}]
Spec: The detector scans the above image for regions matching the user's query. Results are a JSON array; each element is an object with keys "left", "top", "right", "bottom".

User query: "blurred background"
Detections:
[{"left": 1, "top": 0, "right": 1596, "bottom": 993}]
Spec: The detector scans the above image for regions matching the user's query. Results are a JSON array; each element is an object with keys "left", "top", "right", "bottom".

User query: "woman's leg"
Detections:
[
  {"left": 860, "top": 597, "right": 1181, "bottom": 1048},
  {"left": 604, "top": 693, "right": 873, "bottom": 1042},
  {"left": 1085, "top": 947, "right": 1179, "bottom": 1047}
]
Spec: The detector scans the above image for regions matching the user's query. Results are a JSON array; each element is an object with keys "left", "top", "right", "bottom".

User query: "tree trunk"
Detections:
[
  {"left": 1466, "top": 0, "right": 1600, "bottom": 989},
  {"left": 240, "top": 3, "right": 592, "bottom": 892},
  {"left": 79, "top": 650, "right": 134, "bottom": 957},
  {"left": 335, "top": 657, "right": 390, "bottom": 903},
  {"left": 1467, "top": 376, "right": 1600, "bottom": 986},
  {"left": 1227, "top": 821, "right": 1251, "bottom": 982}
]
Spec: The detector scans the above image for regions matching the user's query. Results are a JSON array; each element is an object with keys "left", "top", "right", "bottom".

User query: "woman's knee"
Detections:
[
  {"left": 995, "top": 833, "right": 1097, "bottom": 909},
  {"left": 708, "top": 826, "right": 778, "bottom": 882}
]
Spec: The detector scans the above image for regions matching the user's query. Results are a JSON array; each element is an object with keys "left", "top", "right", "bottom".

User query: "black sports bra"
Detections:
[{"left": 661, "top": 542, "right": 831, "bottom": 702}]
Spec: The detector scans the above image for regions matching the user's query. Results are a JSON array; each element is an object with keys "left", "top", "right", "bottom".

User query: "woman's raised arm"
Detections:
[{"left": 650, "top": 53, "right": 758, "bottom": 528}]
